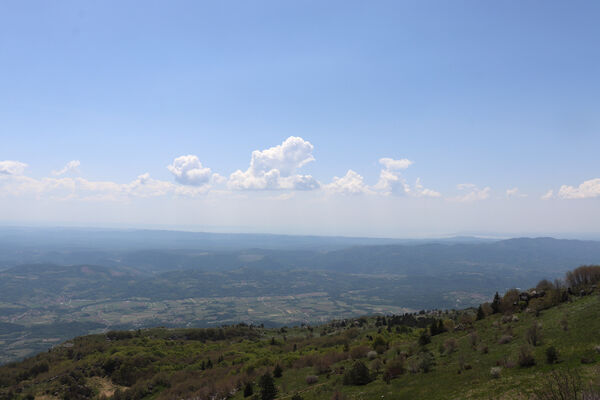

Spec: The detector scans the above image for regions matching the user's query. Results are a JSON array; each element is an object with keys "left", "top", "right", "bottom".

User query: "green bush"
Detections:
[
  {"left": 518, "top": 346, "right": 536, "bottom": 367},
  {"left": 545, "top": 346, "right": 558, "bottom": 364},
  {"left": 343, "top": 361, "right": 372, "bottom": 386}
]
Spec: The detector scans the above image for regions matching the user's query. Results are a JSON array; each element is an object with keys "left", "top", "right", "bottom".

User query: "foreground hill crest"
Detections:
[{"left": 1, "top": 266, "right": 599, "bottom": 400}]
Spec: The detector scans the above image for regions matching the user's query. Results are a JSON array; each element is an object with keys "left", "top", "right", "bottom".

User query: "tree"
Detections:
[
  {"left": 491, "top": 292, "right": 501, "bottom": 314},
  {"left": 259, "top": 373, "right": 277, "bottom": 400},
  {"left": 343, "top": 361, "right": 372, "bottom": 385},
  {"left": 243, "top": 382, "right": 254, "bottom": 397},
  {"left": 372, "top": 335, "right": 388, "bottom": 353},
  {"left": 273, "top": 364, "right": 283, "bottom": 378},
  {"left": 476, "top": 305, "right": 485, "bottom": 320},
  {"left": 418, "top": 330, "right": 431, "bottom": 346}
]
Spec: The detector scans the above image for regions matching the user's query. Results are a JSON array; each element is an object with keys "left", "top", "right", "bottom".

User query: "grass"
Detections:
[{"left": 1, "top": 291, "right": 599, "bottom": 399}]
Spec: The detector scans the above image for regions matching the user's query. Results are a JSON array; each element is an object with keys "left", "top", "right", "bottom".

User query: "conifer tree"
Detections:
[
  {"left": 259, "top": 373, "right": 277, "bottom": 400},
  {"left": 476, "top": 305, "right": 485, "bottom": 320},
  {"left": 491, "top": 292, "right": 501, "bottom": 314}
]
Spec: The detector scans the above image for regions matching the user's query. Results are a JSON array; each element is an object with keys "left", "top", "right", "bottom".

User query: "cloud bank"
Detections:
[{"left": 558, "top": 178, "right": 600, "bottom": 199}]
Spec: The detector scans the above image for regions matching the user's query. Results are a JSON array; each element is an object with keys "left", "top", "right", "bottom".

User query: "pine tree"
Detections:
[
  {"left": 476, "top": 305, "right": 485, "bottom": 320},
  {"left": 259, "top": 373, "right": 277, "bottom": 400},
  {"left": 491, "top": 292, "right": 501, "bottom": 314}
]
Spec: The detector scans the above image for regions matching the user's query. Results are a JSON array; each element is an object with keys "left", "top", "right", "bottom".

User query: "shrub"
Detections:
[
  {"left": 244, "top": 382, "right": 254, "bottom": 397},
  {"left": 367, "top": 351, "right": 378, "bottom": 360},
  {"left": 534, "top": 370, "right": 582, "bottom": 400},
  {"left": 469, "top": 332, "right": 479, "bottom": 348},
  {"left": 305, "top": 375, "right": 318, "bottom": 385},
  {"left": 501, "top": 289, "right": 521, "bottom": 313},
  {"left": 408, "top": 357, "right": 419, "bottom": 374},
  {"left": 443, "top": 319, "right": 455, "bottom": 332},
  {"left": 343, "top": 361, "right": 372, "bottom": 386},
  {"left": 370, "top": 358, "right": 383, "bottom": 373},
  {"left": 443, "top": 338, "right": 458, "bottom": 355},
  {"left": 580, "top": 356, "right": 595, "bottom": 364},
  {"left": 478, "top": 344, "right": 489, "bottom": 354},
  {"left": 545, "top": 346, "right": 558, "bottom": 364},
  {"left": 372, "top": 336, "right": 388, "bottom": 354},
  {"left": 331, "top": 392, "right": 346, "bottom": 400},
  {"left": 518, "top": 346, "right": 536, "bottom": 367},
  {"left": 291, "top": 394, "right": 304, "bottom": 400},
  {"left": 418, "top": 352, "right": 435, "bottom": 373},
  {"left": 418, "top": 331, "right": 431, "bottom": 346},
  {"left": 526, "top": 322, "right": 542, "bottom": 346},
  {"left": 383, "top": 358, "right": 406, "bottom": 383},
  {"left": 490, "top": 367, "right": 502, "bottom": 379},
  {"left": 350, "top": 346, "right": 369, "bottom": 359},
  {"left": 498, "top": 335, "right": 513, "bottom": 345},
  {"left": 273, "top": 364, "right": 282, "bottom": 378},
  {"left": 560, "top": 315, "right": 569, "bottom": 331}
]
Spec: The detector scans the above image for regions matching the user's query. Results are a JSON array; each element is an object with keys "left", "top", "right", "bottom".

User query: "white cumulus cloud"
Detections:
[
  {"left": 373, "top": 157, "right": 427, "bottom": 196},
  {"left": 541, "top": 190, "right": 554, "bottom": 200},
  {"left": 324, "top": 170, "right": 372, "bottom": 195},
  {"left": 0, "top": 160, "right": 27, "bottom": 176},
  {"left": 452, "top": 183, "right": 491, "bottom": 202},
  {"left": 379, "top": 157, "right": 413, "bottom": 171},
  {"left": 52, "top": 160, "right": 81, "bottom": 176},
  {"left": 374, "top": 158, "right": 412, "bottom": 195},
  {"left": 558, "top": 178, "right": 600, "bottom": 199},
  {"left": 414, "top": 178, "right": 441, "bottom": 198},
  {"left": 228, "top": 136, "right": 319, "bottom": 190},
  {"left": 506, "top": 187, "right": 527, "bottom": 198},
  {"left": 167, "top": 155, "right": 212, "bottom": 186}
]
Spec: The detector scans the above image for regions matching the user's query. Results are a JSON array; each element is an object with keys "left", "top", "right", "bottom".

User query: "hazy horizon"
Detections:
[{"left": 2, "top": 1, "right": 599, "bottom": 237}]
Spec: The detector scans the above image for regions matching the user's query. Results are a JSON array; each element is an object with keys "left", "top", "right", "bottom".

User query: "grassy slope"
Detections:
[{"left": 1, "top": 293, "right": 599, "bottom": 400}]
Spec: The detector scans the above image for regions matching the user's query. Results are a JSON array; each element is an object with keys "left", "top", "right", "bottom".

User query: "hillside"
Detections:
[
  {"left": 3, "top": 237, "right": 600, "bottom": 364},
  {"left": 1, "top": 267, "right": 599, "bottom": 400}
]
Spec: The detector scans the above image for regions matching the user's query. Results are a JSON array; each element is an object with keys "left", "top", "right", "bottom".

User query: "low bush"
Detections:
[
  {"left": 443, "top": 338, "right": 458, "bottom": 355},
  {"left": 498, "top": 335, "right": 513, "bottom": 345},
  {"left": 383, "top": 358, "right": 406, "bottom": 383},
  {"left": 518, "top": 346, "right": 536, "bottom": 367},
  {"left": 545, "top": 346, "right": 558, "bottom": 364},
  {"left": 490, "top": 367, "right": 502, "bottom": 379}
]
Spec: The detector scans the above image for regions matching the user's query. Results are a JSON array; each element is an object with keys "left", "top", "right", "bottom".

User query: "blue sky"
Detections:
[{"left": 1, "top": 1, "right": 599, "bottom": 237}]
